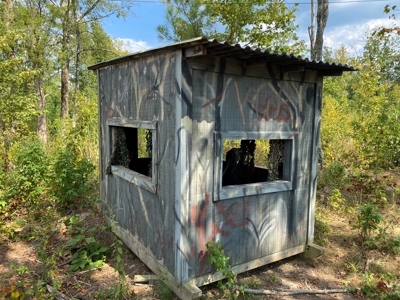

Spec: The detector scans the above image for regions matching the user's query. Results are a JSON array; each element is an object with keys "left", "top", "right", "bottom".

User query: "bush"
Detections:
[
  {"left": 50, "top": 146, "right": 95, "bottom": 206},
  {"left": 352, "top": 203, "right": 383, "bottom": 241},
  {"left": 1, "top": 138, "right": 48, "bottom": 208},
  {"left": 318, "top": 161, "right": 347, "bottom": 188}
]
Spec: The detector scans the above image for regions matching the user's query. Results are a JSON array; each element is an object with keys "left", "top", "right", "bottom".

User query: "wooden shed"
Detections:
[{"left": 88, "top": 37, "right": 354, "bottom": 299}]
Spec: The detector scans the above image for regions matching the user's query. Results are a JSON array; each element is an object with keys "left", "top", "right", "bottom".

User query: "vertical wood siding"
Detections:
[
  {"left": 182, "top": 64, "right": 317, "bottom": 277},
  {"left": 98, "top": 51, "right": 321, "bottom": 285},
  {"left": 98, "top": 51, "right": 178, "bottom": 275}
]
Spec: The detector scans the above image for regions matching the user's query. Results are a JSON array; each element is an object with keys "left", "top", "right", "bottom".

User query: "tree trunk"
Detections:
[
  {"left": 315, "top": 0, "right": 329, "bottom": 61},
  {"left": 309, "top": 0, "right": 316, "bottom": 59},
  {"left": 60, "top": 64, "right": 69, "bottom": 120},
  {"left": 36, "top": 76, "right": 47, "bottom": 143},
  {"left": 60, "top": 0, "right": 71, "bottom": 121},
  {"left": 72, "top": 1, "right": 80, "bottom": 128},
  {"left": 3, "top": 0, "right": 14, "bottom": 27},
  {"left": 309, "top": 0, "right": 329, "bottom": 169}
]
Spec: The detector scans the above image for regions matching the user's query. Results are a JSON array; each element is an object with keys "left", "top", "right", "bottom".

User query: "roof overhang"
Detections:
[{"left": 88, "top": 37, "right": 356, "bottom": 75}]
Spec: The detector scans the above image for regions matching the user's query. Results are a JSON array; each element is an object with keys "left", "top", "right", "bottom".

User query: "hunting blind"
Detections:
[{"left": 88, "top": 37, "right": 354, "bottom": 299}]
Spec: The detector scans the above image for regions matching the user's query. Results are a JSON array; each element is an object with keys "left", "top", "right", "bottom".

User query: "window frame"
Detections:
[
  {"left": 213, "top": 131, "right": 296, "bottom": 201},
  {"left": 108, "top": 119, "right": 158, "bottom": 194}
]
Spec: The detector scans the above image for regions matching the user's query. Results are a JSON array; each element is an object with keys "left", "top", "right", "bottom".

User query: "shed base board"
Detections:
[
  {"left": 304, "top": 243, "right": 325, "bottom": 258},
  {"left": 107, "top": 218, "right": 202, "bottom": 300},
  {"left": 191, "top": 244, "right": 306, "bottom": 287}
]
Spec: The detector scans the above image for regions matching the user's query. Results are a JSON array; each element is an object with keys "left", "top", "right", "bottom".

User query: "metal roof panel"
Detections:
[{"left": 88, "top": 37, "right": 356, "bottom": 73}]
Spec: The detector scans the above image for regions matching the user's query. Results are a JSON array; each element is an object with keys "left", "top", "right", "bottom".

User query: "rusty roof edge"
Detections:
[{"left": 88, "top": 37, "right": 356, "bottom": 72}]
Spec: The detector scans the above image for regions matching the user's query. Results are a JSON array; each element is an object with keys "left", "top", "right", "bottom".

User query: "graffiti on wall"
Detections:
[{"left": 101, "top": 55, "right": 314, "bottom": 282}]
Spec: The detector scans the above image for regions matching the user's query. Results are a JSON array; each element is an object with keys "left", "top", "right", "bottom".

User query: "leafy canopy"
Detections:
[{"left": 157, "top": 0, "right": 306, "bottom": 55}]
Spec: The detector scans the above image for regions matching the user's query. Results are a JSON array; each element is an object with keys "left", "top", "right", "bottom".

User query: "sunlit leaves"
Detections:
[
  {"left": 0, "top": 29, "right": 38, "bottom": 170},
  {"left": 157, "top": 0, "right": 307, "bottom": 55},
  {"left": 322, "top": 33, "right": 400, "bottom": 170},
  {"left": 208, "top": 0, "right": 305, "bottom": 54}
]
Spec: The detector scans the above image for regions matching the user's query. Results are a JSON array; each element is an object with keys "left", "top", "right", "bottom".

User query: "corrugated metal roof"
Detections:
[{"left": 88, "top": 36, "right": 356, "bottom": 73}]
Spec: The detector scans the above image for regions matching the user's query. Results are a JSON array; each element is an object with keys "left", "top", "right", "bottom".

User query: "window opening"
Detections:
[
  {"left": 107, "top": 126, "right": 153, "bottom": 178},
  {"left": 222, "top": 139, "right": 285, "bottom": 187}
]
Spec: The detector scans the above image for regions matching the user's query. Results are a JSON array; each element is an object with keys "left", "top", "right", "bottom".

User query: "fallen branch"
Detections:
[
  {"left": 74, "top": 276, "right": 92, "bottom": 286},
  {"left": 243, "top": 287, "right": 350, "bottom": 296},
  {"left": 46, "top": 285, "right": 71, "bottom": 300}
]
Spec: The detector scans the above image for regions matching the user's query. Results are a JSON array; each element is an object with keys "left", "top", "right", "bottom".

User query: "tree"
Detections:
[
  {"left": 365, "top": 28, "right": 400, "bottom": 84},
  {"left": 0, "top": 26, "right": 38, "bottom": 171},
  {"left": 209, "top": 0, "right": 305, "bottom": 53},
  {"left": 158, "top": 0, "right": 306, "bottom": 55},
  {"left": 309, "top": 0, "right": 329, "bottom": 60},
  {"left": 375, "top": 5, "right": 399, "bottom": 37},
  {"left": 157, "top": 0, "right": 215, "bottom": 42},
  {"left": 16, "top": 0, "right": 55, "bottom": 143},
  {"left": 48, "top": 0, "right": 133, "bottom": 122}
]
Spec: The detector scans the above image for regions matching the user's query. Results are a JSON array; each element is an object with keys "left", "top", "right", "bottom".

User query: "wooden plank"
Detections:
[
  {"left": 219, "top": 131, "right": 297, "bottom": 140},
  {"left": 319, "top": 69, "right": 343, "bottom": 77},
  {"left": 133, "top": 274, "right": 159, "bottom": 283},
  {"left": 110, "top": 166, "right": 156, "bottom": 194},
  {"left": 244, "top": 65, "right": 274, "bottom": 79},
  {"left": 217, "top": 181, "right": 293, "bottom": 200},
  {"left": 184, "top": 45, "right": 207, "bottom": 57},
  {"left": 189, "top": 55, "right": 243, "bottom": 76},
  {"left": 307, "top": 79, "right": 321, "bottom": 244},
  {"left": 280, "top": 64, "right": 305, "bottom": 74},
  {"left": 97, "top": 69, "right": 106, "bottom": 203},
  {"left": 192, "top": 244, "right": 305, "bottom": 287},
  {"left": 108, "top": 119, "right": 157, "bottom": 129}
]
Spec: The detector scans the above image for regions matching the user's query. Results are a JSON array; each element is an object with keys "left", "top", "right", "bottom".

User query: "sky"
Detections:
[{"left": 102, "top": 0, "right": 399, "bottom": 58}]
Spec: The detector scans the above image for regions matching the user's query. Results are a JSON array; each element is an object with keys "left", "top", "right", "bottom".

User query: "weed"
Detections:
[
  {"left": 352, "top": 203, "right": 383, "bottom": 240},
  {"left": 328, "top": 189, "right": 347, "bottom": 213},
  {"left": 66, "top": 235, "right": 110, "bottom": 271},
  {"left": 10, "top": 263, "right": 29, "bottom": 275},
  {"left": 243, "top": 276, "right": 260, "bottom": 288},
  {"left": 318, "top": 161, "right": 347, "bottom": 188},
  {"left": 155, "top": 279, "right": 175, "bottom": 300},
  {"left": 344, "top": 262, "right": 358, "bottom": 274},
  {"left": 359, "top": 273, "right": 400, "bottom": 299},
  {"left": 270, "top": 274, "right": 278, "bottom": 282},
  {"left": 206, "top": 241, "right": 246, "bottom": 299}
]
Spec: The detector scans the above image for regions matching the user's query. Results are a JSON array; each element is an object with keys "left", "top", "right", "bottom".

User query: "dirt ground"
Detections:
[{"left": 1, "top": 172, "right": 399, "bottom": 300}]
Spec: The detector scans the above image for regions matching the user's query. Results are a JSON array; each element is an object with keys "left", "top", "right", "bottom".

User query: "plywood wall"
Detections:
[
  {"left": 175, "top": 55, "right": 320, "bottom": 279},
  {"left": 98, "top": 51, "right": 179, "bottom": 275},
  {"left": 97, "top": 51, "right": 321, "bottom": 285}
]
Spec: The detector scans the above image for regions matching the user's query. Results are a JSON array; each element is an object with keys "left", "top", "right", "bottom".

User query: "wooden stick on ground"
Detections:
[
  {"left": 243, "top": 288, "right": 350, "bottom": 296},
  {"left": 46, "top": 285, "right": 71, "bottom": 300}
]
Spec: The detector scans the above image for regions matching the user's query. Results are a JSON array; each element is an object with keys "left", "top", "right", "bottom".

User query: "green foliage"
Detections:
[
  {"left": 360, "top": 272, "right": 400, "bottom": 299},
  {"left": 328, "top": 189, "right": 346, "bottom": 213},
  {"left": 1, "top": 138, "right": 48, "bottom": 209},
  {"left": 50, "top": 146, "right": 95, "bottom": 206},
  {"left": 0, "top": 27, "right": 38, "bottom": 172},
  {"left": 318, "top": 162, "right": 347, "bottom": 189},
  {"left": 157, "top": 0, "right": 215, "bottom": 42},
  {"left": 352, "top": 203, "right": 383, "bottom": 240},
  {"left": 321, "top": 33, "right": 400, "bottom": 170},
  {"left": 206, "top": 241, "right": 245, "bottom": 299},
  {"left": 208, "top": 0, "right": 306, "bottom": 54},
  {"left": 66, "top": 234, "right": 110, "bottom": 271},
  {"left": 269, "top": 274, "right": 278, "bottom": 282},
  {"left": 158, "top": 0, "right": 306, "bottom": 55},
  {"left": 363, "top": 226, "right": 400, "bottom": 254}
]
